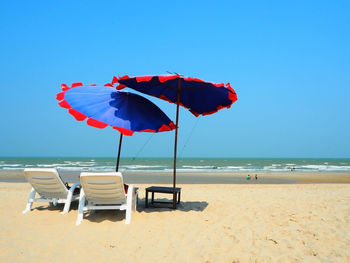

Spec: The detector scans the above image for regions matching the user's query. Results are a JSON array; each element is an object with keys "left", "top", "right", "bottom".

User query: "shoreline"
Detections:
[{"left": 1, "top": 169, "right": 350, "bottom": 184}]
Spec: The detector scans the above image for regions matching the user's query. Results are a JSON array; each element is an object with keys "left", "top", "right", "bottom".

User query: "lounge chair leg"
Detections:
[
  {"left": 132, "top": 192, "right": 138, "bottom": 211},
  {"left": 125, "top": 185, "right": 134, "bottom": 224},
  {"left": 62, "top": 183, "right": 81, "bottom": 214},
  {"left": 61, "top": 191, "right": 73, "bottom": 214},
  {"left": 125, "top": 206, "right": 131, "bottom": 225},
  {"left": 76, "top": 190, "right": 85, "bottom": 226},
  {"left": 23, "top": 188, "right": 36, "bottom": 214}
]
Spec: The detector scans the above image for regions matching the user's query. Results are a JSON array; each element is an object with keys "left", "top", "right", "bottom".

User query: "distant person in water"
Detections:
[
  {"left": 246, "top": 174, "right": 251, "bottom": 180},
  {"left": 255, "top": 174, "right": 258, "bottom": 180}
]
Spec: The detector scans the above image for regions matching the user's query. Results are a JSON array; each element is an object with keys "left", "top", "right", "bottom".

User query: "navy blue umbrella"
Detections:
[
  {"left": 111, "top": 74, "right": 238, "bottom": 208},
  {"left": 57, "top": 83, "right": 175, "bottom": 170},
  {"left": 114, "top": 75, "right": 237, "bottom": 116}
]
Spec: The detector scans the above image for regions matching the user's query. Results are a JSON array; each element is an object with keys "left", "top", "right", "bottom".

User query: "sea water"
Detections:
[{"left": 1, "top": 157, "right": 350, "bottom": 172}]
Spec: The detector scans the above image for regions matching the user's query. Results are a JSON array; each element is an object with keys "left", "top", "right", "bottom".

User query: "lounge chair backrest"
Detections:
[
  {"left": 80, "top": 172, "right": 126, "bottom": 204},
  {"left": 23, "top": 168, "right": 68, "bottom": 199}
]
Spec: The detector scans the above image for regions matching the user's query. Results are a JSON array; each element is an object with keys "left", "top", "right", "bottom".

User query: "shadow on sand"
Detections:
[
  {"left": 82, "top": 199, "right": 209, "bottom": 223},
  {"left": 33, "top": 199, "right": 208, "bottom": 224},
  {"left": 34, "top": 201, "right": 79, "bottom": 212},
  {"left": 138, "top": 197, "right": 209, "bottom": 213}
]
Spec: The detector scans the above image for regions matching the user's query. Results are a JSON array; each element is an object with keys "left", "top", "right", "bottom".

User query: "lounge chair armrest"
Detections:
[{"left": 69, "top": 183, "right": 81, "bottom": 194}]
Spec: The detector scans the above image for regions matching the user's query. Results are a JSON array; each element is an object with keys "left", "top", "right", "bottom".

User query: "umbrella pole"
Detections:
[
  {"left": 116, "top": 133, "right": 123, "bottom": 172},
  {"left": 173, "top": 78, "right": 181, "bottom": 209}
]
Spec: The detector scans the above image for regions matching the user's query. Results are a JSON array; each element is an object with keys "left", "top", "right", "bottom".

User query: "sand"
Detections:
[{"left": 0, "top": 182, "right": 349, "bottom": 263}]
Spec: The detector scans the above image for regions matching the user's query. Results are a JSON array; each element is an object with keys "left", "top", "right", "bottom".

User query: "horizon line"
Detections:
[{"left": 1, "top": 156, "right": 350, "bottom": 159}]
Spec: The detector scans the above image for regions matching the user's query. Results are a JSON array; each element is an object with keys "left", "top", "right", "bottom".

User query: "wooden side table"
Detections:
[{"left": 145, "top": 186, "right": 181, "bottom": 208}]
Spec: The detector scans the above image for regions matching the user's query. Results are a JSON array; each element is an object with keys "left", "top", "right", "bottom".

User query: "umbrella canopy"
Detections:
[
  {"left": 112, "top": 75, "right": 237, "bottom": 116},
  {"left": 56, "top": 83, "right": 175, "bottom": 135},
  {"left": 110, "top": 74, "right": 238, "bottom": 208},
  {"left": 56, "top": 82, "right": 175, "bottom": 170}
]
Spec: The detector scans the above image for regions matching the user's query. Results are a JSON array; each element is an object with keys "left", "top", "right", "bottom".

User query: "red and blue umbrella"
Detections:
[
  {"left": 56, "top": 82, "right": 175, "bottom": 170},
  {"left": 110, "top": 74, "right": 238, "bottom": 208},
  {"left": 112, "top": 75, "right": 237, "bottom": 116}
]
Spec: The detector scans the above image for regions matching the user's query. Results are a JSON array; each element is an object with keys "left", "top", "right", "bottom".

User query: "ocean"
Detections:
[{"left": 1, "top": 157, "right": 350, "bottom": 173}]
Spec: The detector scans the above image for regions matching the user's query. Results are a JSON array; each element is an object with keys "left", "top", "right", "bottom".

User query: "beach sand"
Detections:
[{"left": 0, "top": 182, "right": 349, "bottom": 262}]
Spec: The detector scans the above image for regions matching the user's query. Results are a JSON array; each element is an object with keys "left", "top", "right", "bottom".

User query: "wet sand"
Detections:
[{"left": 1, "top": 169, "right": 350, "bottom": 184}]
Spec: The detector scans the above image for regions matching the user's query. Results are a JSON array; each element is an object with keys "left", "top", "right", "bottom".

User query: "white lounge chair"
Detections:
[
  {"left": 23, "top": 168, "right": 81, "bottom": 214},
  {"left": 76, "top": 172, "right": 138, "bottom": 225}
]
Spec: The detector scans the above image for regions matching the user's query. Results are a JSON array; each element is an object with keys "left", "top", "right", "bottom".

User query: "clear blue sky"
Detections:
[{"left": 1, "top": 0, "right": 349, "bottom": 158}]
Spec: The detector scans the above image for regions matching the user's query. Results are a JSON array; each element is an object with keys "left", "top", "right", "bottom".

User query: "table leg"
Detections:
[
  {"left": 151, "top": 192, "right": 154, "bottom": 204},
  {"left": 145, "top": 190, "right": 149, "bottom": 208},
  {"left": 177, "top": 191, "right": 181, "bottom": 204},
  {"left": 173, "top": 192, "right": 177, "bottom": 209}
]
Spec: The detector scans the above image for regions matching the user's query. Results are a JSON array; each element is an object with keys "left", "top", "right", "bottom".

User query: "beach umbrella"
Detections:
[
  {"left": 56, "top": 83, "right": 175, "bottom": 171},
  {"left": 110, "top": 74, "right": 237, "bottom": 208}
]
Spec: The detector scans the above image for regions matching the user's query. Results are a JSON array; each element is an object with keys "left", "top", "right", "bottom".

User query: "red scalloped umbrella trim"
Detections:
[
  {"left": 111, "top": 76, "right": 119, "bottom": 85},
  {"left": 138, "top": 120, "right": 175, "bottom": 133},
  {"left": 138, "top": 129, "right": 156, "bottom": 133},
  {"left": 158, "top": 124, "right": 172, "bottom": 132},
  {"left": 228, "top": 92, "right": 237, "bottom": 105},
  {"left": 202, "top": 105, "right": 225, "bottom": 116},
  {"left": 61, "top": 84, "right": 70, "bottom": 91},
  {"left": 68, "top": 108, "right": 87, "bottom": 121},
  {"left": 159, "top": 94, "right": 171, "bottom": 102},
  {"left": 226, "top": 83, "right": 238, "bottom": 105},
  {"left": 71, "top": 82, "right": 83, "bottom": 88},
  {"left": 56, "top": 92, "right": 65, "bottom": 101},
  {"left": 109, "top": 75, "right": 129, "bottom": 90},
  {"left": 87, "top": 118, "right": 108, "bottom": 129},
  {"left": 158, "top": 75, "right": 179, "bottom": 83},
  {"left": 116, "top": 84, "right": 126, "bottom": 90},
  {"left": 136, "top": 76, "right": 153, "bottom": 82},
  {"left": 183, "top": 77, "right": 204, "bottom": 83},
  {"left": 189, "top": 110, "right": 200, "bottom": 117},
  {"left": 123, "top": 75, "right": 180, "bottom": 84},
  {"left": 112, "top": 126, "right": 134, "bottom": 136},
  {"left": 113, "top": 75, "right": 129, "bottom": 84},
  {"left": 170, "top": 122, "right": 176, "bottom": 129},
  {"left": 58, "top": 99, "right": 71, "bottom": 109}
]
